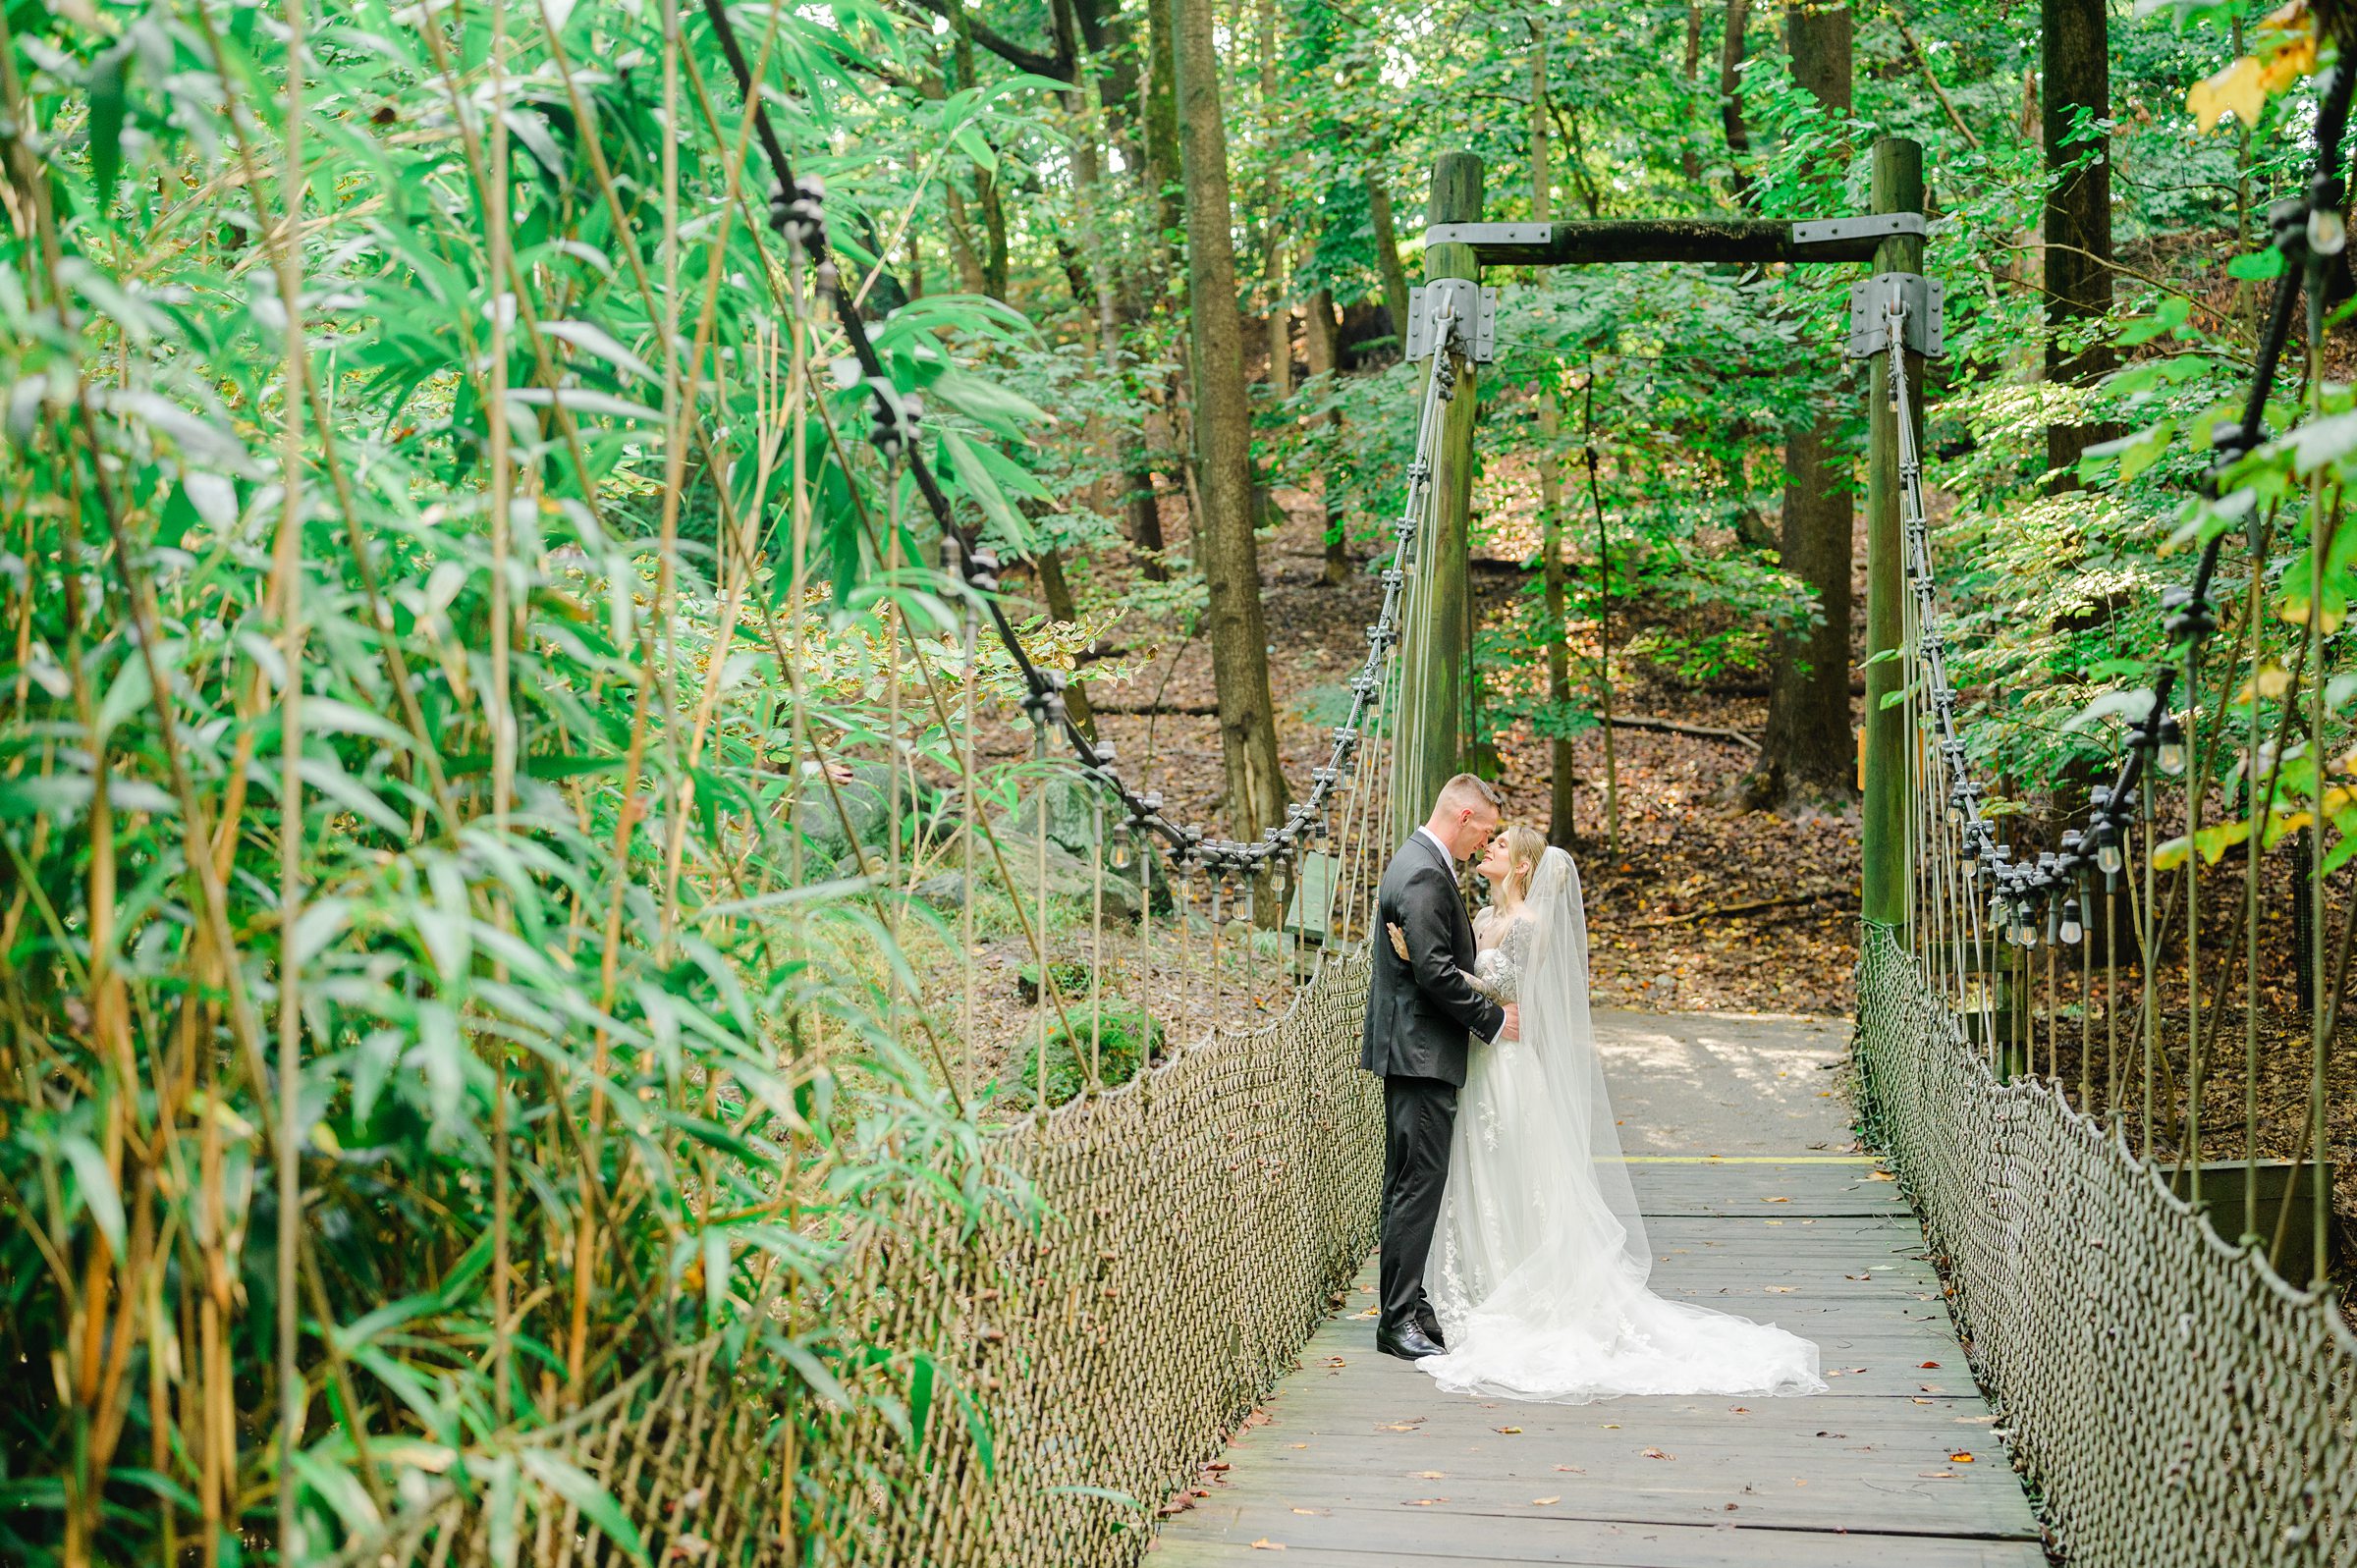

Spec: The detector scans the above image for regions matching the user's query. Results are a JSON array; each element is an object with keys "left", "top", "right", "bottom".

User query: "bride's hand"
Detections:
[{"left": 1497, "top": 1002, "right": 1520, "bottom": 1043}]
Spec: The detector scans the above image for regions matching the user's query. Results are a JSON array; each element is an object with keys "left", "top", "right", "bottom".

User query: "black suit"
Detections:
[{"left": 1360, "top": 832, "right": 1506, "bottom": 1337}]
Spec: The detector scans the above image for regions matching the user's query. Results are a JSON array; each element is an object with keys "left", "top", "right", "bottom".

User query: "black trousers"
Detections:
[{"left": 1378, "top": 1073, "right": 1457, "bottom": 1335}]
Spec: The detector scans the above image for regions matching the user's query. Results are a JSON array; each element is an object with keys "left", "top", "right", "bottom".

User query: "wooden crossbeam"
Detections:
[{"left": 1426, "top": 216, "right": 1908, "bottom": 267}]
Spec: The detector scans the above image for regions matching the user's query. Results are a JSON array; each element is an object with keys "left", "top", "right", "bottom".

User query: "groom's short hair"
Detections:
[{"left": 1436, "top": 773, "right": 1503, "bottom": 816}]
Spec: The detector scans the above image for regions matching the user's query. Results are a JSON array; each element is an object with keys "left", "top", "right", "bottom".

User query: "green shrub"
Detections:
[{"left": 999, "top": 1006, "right": 1169, "bottom": 1109}]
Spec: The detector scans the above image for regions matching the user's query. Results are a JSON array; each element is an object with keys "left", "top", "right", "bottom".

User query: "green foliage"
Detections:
[{"left": 996, "top": 1005, "right": 1169, "bottom": 1109}]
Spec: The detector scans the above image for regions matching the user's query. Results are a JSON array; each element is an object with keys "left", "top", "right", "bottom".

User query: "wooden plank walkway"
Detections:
[{"left": 1150, "top": 1013, "right": 2048, "bottom": 1568}]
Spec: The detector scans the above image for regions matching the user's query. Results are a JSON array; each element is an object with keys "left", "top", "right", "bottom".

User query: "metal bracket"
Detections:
[
  {"left": 1405, "top": 279, "right": 1498, "bottom": 363},
  {"left": 1422, "top": 223, "right": 1552, "bottom": 250},
  {"left": 1844, "top": 272, "right": 1945, "bottom": 358},
  {"left": 1793, "top": 212, "right": 1929, "bottom": 247}
]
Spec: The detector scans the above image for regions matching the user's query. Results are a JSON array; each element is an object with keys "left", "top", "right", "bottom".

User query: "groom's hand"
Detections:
[{"left": 1498, "top": 1003, "right": 1520, "bottom": 1043}]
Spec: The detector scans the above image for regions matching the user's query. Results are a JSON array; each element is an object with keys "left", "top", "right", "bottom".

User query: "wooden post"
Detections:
[
  {"left": 1860, "top": 136, "right": 1923, "bottom": 931},
  {"left": 1395, "top": 152, "right": 1483, "bottom": 842}
]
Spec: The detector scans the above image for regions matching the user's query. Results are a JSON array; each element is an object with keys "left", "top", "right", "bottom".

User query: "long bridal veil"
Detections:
[{"left": 1424, "top": 846, "right": 1823, "bottom": 1403}]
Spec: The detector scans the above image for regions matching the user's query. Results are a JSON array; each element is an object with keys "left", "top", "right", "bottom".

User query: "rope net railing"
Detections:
[
  {"left": 1856, "top": 56, "right": 2357, "bottom": 1566},
  {"left": 1856, "top": 934, "right": 2357, "bottom": 1566},
  {"left": 328, "top": 956, "right": 1379, "bottom": 1568}
]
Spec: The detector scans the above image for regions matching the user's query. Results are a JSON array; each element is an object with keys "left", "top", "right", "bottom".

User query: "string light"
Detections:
[{"left": 2158, "top": 716, "right": 2187, "bottom": 776}]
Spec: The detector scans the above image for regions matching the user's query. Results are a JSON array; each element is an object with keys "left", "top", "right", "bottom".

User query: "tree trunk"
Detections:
[
  {"left": 1719, "top": 0, "right": 1755, "bottom": 201},
  {"left": 1034, "top": 547, "right": 1099, "bottom": 739},
  {"left": 1258, "top": 0, "right": 1290, "bottom": 401},
  {"left": 949, "top": 11, "right": 1010, "bottom": 300},
  {"left": 1366, "top": 172, "right": 1413, "bottom": 351},
  {"left": 1751, "top": 0, "right": 1855, "bottom": 809},
  {"left": 1174, "top": 0, "right": 1288, "bottom": 840},
  {"left": 1530, "top": 41, "right": 1578, "bottom": 848},
  {"left": 1141, "top": 0, "right": 1185, "bottom": 272},
  {"left": 1304, "top": 289, "right": 1349, "bottom": 585},
  {"left": 2043, "top": 0, "right": 2112, "bottom": 477},
  {"left": 1683, "top": 0, "right": 1705, "bottom": 182}
]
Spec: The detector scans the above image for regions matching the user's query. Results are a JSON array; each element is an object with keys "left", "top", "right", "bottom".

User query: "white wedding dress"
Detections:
[{"left": 1421, "top": 846, "right": 1825, "bottom": 1404}]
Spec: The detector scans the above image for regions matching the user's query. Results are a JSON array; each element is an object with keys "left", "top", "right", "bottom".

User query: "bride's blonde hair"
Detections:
[{"left": 1499, "top": 824, "right": 1547, "bottom": 902}]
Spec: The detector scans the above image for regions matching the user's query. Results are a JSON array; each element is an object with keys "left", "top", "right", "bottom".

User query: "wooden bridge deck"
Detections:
[{"left": 1149, "top": 1013, "right": 2049, "bottom": 1568}]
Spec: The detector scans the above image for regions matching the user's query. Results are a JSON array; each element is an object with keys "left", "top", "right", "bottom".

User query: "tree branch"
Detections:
[{"left": 898, "top": 0, "right": 1071, "bottom": 81}]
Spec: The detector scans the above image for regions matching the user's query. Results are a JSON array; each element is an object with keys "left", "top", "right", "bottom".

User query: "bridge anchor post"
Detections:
[
  {"left": 1394, "top": 152, "right": 1484, "bottom": 844},
  {"left": 1861, "top": 136, "right": 1925, "bottom": 933}
]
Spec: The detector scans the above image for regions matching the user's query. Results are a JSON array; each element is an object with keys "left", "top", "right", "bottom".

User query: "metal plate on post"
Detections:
[
  {"left": 1845, "top": 272, "right": 1945, "bottom": 358},
  {"left": 1405, "top": 280, "right": 1498, "bottom": 363},
  {"left": 1792, "top": 212, "right": 1930, "bottom": 247}
]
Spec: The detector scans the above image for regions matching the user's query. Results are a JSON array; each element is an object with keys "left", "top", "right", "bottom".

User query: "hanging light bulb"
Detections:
[
  {"left": 1947, "top": 792, "right": 1966, "bottom": 828},
  {"left": 2059, "top": 894, "right": 2084, "bottom": 946},
  {"left": 1112, "top": 834, "right": 1136, "bottom": 872},
  {"left": 2096, "top": 830, "right": 2123, "bottom": 879},
  {"left": 2158, "top": 716, "right": 2187, "bottom": 777}
]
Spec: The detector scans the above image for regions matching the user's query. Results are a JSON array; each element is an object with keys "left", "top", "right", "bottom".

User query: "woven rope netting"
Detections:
[
  {"left": 1856, "top": 926, "right": 2357, "bottom": 1566},
  {"left": 332, "top": 953, "right": 1378, "bottom": 1567}
]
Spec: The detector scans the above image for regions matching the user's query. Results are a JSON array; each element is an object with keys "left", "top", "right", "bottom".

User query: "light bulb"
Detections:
[
  {"left": 2097, "top": 839, "right": 2123, "bottom": 878},
  {"left": 1112, "top": 837, "right": 1135, "bottom": 871},
  {"left": 1962, "top": 852, "right": 1980, "bottom": 879},
  {"left": 2158, "top": 718, "right": 2187, "bottom": 777},
  {"left": 1947, "top": 799, "right": 1965, "bottom": 827},
  {"left": 2059, "top": 897, "right": 2083, "bottom": 946},
  {"left": 2311, "top": 206, "right": 2348, "bottom": 257}
]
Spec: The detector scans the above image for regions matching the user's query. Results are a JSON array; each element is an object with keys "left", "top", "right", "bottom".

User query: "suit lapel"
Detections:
[{"left": 1417, "top": 832, "right": 1474, "bottom": 958}]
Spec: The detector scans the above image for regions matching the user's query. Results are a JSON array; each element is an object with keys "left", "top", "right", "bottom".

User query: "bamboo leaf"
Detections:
[
  {"left": 60, "top": 1135, "right": 127, "bottom": 1262},
  {"left": 518, "top": 1452, "right": 650, "bottom": 1567}
]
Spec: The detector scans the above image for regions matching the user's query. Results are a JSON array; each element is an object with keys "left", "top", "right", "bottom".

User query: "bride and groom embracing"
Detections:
[{"left": 1360, "top": 774, "right": 1826, "bottom": 1404}]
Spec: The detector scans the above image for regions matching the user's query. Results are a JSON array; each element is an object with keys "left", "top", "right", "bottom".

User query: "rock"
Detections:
[
  {"left": 913, "top": 828, "right": 1145, "bottom": 922},
  {"left": 790, "top": 761, "right": 942, "bottom": 853}
]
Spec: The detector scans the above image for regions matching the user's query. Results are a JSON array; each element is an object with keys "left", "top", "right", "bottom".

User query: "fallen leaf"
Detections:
[
  {"left": 1324, "top": 1357, "right": 1347, "bottom": 1368},
  {"left": 1412, "top": 1471, "right": 1446, "bottom": 1480},
  {"left": 1641, "top": 1447, "right": 1674, "bottom": 1460},
  {"left": 1918, "top": 1361, "right": 1941, "bottom": 1370},
  {"left": 1289, "top": 1508, "right": 1328, "bottom": 1516},
  {"left": 1761, "top": 1195, "right": 1790, "bottom": 1203},
  {"left": 1495, "top": 1426, "right": 1522, "bottom": 1434},
  {"left": 1869, "top": 1169, "right": 1896, "bottom": 1181},
  {"left": 1289, "top": 1442, "right": 1308, "bottom": 1450},
  {"left": 1249, "top": 1540, "right": 1287, "bottom": 1551},
  {"left": 1553, "top": 1464, "right": 1585, "bottom": 1473},
  {"left": 1532, "top": 1495, "right": 1561, "bottom": 1506},
  {"left": 1405, "top": 1498, "right": 1446, "bottom": 1507},
  {"left": 1950, "top": 1452, "right": 1976, "bottom": 1463},
  {"left": 1918, "top": 1470, "right": 1956, "bottom": 1479},
  {"left": 1764, "top": 1285, "right": 1795, "bottom": 1293}
]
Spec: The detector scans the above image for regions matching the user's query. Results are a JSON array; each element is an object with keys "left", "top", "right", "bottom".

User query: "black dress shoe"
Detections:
[
  {"left": 1377, "top": 1322, "right": 1447, "bottom": 1361},
  {"left": 1418, "top": 1318, "right": 1447, "bottom": 1350}
]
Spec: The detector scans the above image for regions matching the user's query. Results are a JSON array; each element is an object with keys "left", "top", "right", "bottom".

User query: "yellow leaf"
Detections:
[
  {"left": 2258, "top": 662, "right": 2292, "bottom": 699},
  {"left": 2191, "top": 56, "right": 2267, "bottom": 133},
  {"left": 1532, "top": 1495, "right": 1562, "bottom": 1505},
  {"left": 2152, "top": 833, "right": 2192, "bottom": 871},
  {"left": 1249, "top": 1540, "right": 1288, "bottom": 1550},
  {"left": 2260, "top": 32, "right": 2318, "bottom": 92},
  {"left": 2194, "top": 818, "right": 2252, "bottom": 864}
]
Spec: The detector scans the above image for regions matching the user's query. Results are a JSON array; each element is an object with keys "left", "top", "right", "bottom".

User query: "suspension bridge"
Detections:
[{"left": 198, "top": 17, "right": 2357, "bottom": 1562}]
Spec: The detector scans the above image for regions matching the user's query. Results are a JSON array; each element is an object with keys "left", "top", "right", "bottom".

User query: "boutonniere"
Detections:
[{"left": 1386, "top": 922, "right": 1410, "bottom": 962}]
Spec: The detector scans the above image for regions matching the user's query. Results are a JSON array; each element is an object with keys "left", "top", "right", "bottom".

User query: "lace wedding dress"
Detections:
[{"left": 1421, "top": 846, "right": 1825, "bottom": 1404}]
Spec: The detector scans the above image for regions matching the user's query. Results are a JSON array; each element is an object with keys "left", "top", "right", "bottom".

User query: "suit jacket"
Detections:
[{"left": 1359, "top": 832, "right": 1506, "bottom": 1086}]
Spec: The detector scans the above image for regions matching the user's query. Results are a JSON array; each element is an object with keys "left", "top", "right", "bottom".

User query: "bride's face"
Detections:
[{"left": 1474, "top": 836, "right": 1512, "bottom": 887}]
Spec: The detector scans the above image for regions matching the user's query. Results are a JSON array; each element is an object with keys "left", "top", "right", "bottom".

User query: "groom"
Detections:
[{"left": 1360, "top": 773, "right": 1520, "bottom": 1361}]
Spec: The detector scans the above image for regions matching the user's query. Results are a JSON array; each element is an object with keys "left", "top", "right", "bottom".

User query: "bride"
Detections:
[{"left": 1421, "top": 826, "right": 1825, "bottom": 1404}]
